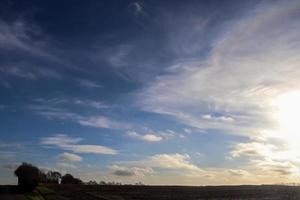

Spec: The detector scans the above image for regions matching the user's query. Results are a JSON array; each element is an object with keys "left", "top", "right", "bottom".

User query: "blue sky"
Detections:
[{"left": 1, "top": 0, "right": 300, "bottom": 185}]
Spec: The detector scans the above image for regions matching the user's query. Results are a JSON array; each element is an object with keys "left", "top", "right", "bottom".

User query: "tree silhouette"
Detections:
[
  {"left": 14, "top": 162, "right": 40, "bottom": 192},
  {"left": 61, "top": 173, "right": 82, "bottom": 184}
]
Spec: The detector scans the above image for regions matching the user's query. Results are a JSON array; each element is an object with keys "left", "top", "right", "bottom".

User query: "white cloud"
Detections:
[
  {"left": 66, "top": 144, "right": 118, "bottom": 155},
  {"left": 40, "top": 134, "right": 118, "bottom": 155},
  {"left": 40, "top": 134, "right": 82, "bottom": 146},
  {"left": 229, "top": 140, "right": 300, "bottom": 178},
  {"left": 230, "top": 142, "right": 276, "bottom": 158},
  {"left": 138, "top": 0, "right": 300, "bottom": 137},
  {"left": 127, "top": 131, "right": 162, "bottom": 142},
  {"left": 256, "top": 160, "right": 299, "bottom": 176},
  {"left": 136, "top": 1, "right": 300, "bottom": 179},
  {"left": 148, "top": 154, "right": 202, "bottom": 172},
  {"left": 119, "top": 153, "right": 202, "bottom": 176},
  {"left": 126, "top": 129, "right": 179, "bottom": 142},
  {"left": 79, "top": 116, "right": 129, "bottom": 129},
  {"left": 58, "top": 152, "right": 82, "bottom": 162}
]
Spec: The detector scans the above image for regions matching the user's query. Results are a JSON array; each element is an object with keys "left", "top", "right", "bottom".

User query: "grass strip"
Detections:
[{"left": 36, "top": 186, "right": 68, "bottom": 200}]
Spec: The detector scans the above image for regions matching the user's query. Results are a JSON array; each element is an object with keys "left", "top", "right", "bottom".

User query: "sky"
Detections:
[{"left": 1, "top": 0, "right": 300, "bottom": 185}]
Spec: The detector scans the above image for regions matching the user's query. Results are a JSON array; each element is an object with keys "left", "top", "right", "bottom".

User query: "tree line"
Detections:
[
  {"left": 14, "top": 162, "right": 144, "bottom": 193},
  {"left": 14, "top": 162, "right": 83, "bottom": 192}
]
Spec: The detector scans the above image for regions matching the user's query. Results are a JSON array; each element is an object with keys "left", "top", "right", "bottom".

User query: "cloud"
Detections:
[
  {"left": 126, "top": 129, "right": 179, "bottom": 142},
  {"left": 127, "top": 131, "right": 162, "bottom": 142},
  {"left": 40, "top": 134, "right": 118, "bottom": 155},
  {"left": 0, "top": 20, "right": 46, "bottom": 57},
  {"left": 148, "top": 154, "right": 202, "bottom": 172},
  {"left": 129, "top": 2, "right": 146, "bottom": 16},
  {"left": 137, "top": 0, "right": 300, "bottom": 137},
  {"left": 30, "top": 99, "right": 128, "bottom": 129},
  {"left": 118, "top": 153, "right": 202, "bottom": 176},
  {"left": 74, "top": 99, "right": 108, "bottom": 109},
  {"left": 77, "top": 79, "right": 103, "bottom": 89},
  {"left": 229, "top": 140, "right": 300, "bottom": 178},
  {"left": 256, "top": 160, "right": 299, "bottom": 176},
  {"left": 0, "top": 19, "right": 69, "bottom": 66},
  {"left": 58, "top": 152, "right": 82, "bottom": 162},
  {"left": 79, "top": 116, "right": 130, "bottom": 129},
  {"left": 0, "top": 66, "right": 35, "bottom": 79},
  {"left": 113, "top": 169, "right": 135, "bottom": 176},
  {"left": 228, "top": 169, "right": 250, "bottom": 177},
  {"left": 111, "top": 165, "right": 153, "bottom": 177},
  {"left": 0, "top": 66, "right": 63, "bottom": 80},
  {"left": 230, "top": 142, "right": 276, "bottom": 158},
  {"left": 34, "top": 97, "right": 108, "bottom": 110},
  {"left": 40, "top": 134, "right": 82, "bottom": 146},
  {"left": 66, "top": 144, "right": 118, "bottom": 155}
]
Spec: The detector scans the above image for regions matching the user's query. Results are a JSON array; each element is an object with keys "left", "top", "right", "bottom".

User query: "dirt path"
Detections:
[{"left": 0, "top": 194, "right": 27, "bottom": 200}]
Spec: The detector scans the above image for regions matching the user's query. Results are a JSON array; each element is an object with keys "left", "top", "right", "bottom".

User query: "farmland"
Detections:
[
  {"left": 2, "top": 184, "right": 300, "bottom": 199},
  {"left": 45, "top": 185, "right": 300, "bottom": 200}
]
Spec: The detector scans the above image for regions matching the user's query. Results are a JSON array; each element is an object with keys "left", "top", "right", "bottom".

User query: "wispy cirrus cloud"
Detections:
[
  {"left": 33, "top": 97, "right": 108, "bottom": 110},
  {"left": 0, "top": 19, "right": 49, "bottom": 58},
  {"left": 0, "top": 18, "right": 73, "bottom": 68},
  {"left": 138, "top": 0, "right": 300, "bottom": 137},
  {"left": 40, "top": 134, "right": 118, "bottom": 155},
  {"left": 77, "top": 79, "right": 103, "bottom": 89},
  {"left": 30, "top": 97, "right": 128, "bottom": 129}
]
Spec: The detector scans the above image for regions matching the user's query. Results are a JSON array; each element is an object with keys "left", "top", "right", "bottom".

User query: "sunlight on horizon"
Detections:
[{"left": 270, "top": 90, "right": 300, "bottom": 162}]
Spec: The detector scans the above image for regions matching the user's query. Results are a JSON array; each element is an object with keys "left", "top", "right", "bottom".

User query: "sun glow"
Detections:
[{"left": 272, "top": 91, "right": 300, "bottom": 146}]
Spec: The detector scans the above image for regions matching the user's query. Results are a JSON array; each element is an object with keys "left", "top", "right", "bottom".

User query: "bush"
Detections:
[{"left": 61, "top": 174, "right": 82, "bottom": 184}]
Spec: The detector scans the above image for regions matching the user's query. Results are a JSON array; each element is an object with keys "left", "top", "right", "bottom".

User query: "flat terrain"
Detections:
[
  {"left": 47, "top": 184, "right": 300, "bottom": 200},
  {"left": 3, "top": 185, "right": 300, "bottom": 199},
  {"left": 0, "top": 186, "right": 27, "bottom": 200}
]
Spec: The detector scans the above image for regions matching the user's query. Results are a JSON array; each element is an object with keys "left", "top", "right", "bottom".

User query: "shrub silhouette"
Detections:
[
  {"left": 61, "top": 173, "right": 82, "bottom": 184},
  {"left": 14, "top": 162, "right": 40, "bottom": 192}
]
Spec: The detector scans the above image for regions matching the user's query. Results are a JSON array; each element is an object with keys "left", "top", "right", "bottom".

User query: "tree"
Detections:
[
  {"left": 39, "top": 170, "right": 62, "bottom": 184},
  {"left": 47, "top": 171, "right": 61, "bottom": 184},
  {"left": 14, "top": 163, "right": 40, "bottom": 192},
  {"left": 87, "top": 180, "right": 98, "bottom": 185},
  {"left": 61, "top": 174, "right": 82, "bottom": 184}
]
